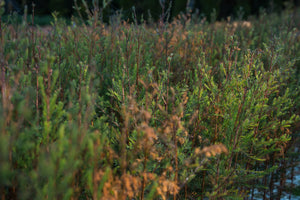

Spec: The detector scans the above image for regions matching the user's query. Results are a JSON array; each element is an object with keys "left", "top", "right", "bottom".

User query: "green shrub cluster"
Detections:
[{"left": 0, "top": 7, "right": 299, "bottom": 200}]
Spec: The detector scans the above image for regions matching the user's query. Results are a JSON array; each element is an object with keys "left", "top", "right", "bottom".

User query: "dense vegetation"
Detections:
[{"left": 0, "top": 3, "right": 300, "bottom": 200}]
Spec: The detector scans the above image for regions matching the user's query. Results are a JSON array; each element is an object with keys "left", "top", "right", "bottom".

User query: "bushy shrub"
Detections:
[{"left": 0, "top": 5, "right": 299, "bottom": 200}]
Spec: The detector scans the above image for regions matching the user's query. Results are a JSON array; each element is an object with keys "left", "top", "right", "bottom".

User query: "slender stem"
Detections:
[
  {"left": 263, "top": 160, "right": 268, "bottom": 199},
  {"left": 269, "top": 155, "right": 275, "bottom": 198},
  {"left": 215, "top": 157, "right": 220, "bottom": 196},
  {"left": 201, "top": 170, "right": 205, "bottom": 200},
  {"left": 166, "top": 59, "right": 170, "bottom": 111},
  {"left": 140, "top": 152, "right": 148, "bottom": 200},
  {"left": 0, "top": 15, "right": 2, "bottom": 45},
  {"left": 173, "top": 120, "right": 178, "bottom": 200},
  {"left": 250, "top": 180, "right": 255, "bottom": 200},
  {"left": 78, "top": 63, "right": 82, "bottom": 127},
  {"left": 184, "top": 184, "right": 187, "bottom": 200},
  {"left": 136, "top": 28, "right": 140, "bottom": 94},
  {"left": 165, "top": 32, "right": 170, "bottom": 111},
  {"left": 121, "top": 106, "right": 128, "bottom": 200},
  {"left": 36, "top": 67, "right": 39, "bottom": 126},
  {"left": 278, "top": 157, "right": 287, "bottom": 200}
]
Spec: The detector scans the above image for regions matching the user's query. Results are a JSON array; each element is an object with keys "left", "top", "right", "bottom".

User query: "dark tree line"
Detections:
[{"left": 3, "top": 0, "right": 300, "bottom": 21}]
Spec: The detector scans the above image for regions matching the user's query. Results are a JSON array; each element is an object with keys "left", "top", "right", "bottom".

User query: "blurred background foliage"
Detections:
[{"left": 3, "top": 0, "right": 300, "bottom": 23}]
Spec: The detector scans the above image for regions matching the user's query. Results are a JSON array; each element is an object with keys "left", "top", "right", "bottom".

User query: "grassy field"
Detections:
[{"left": 0, "top": 7, "right": 300, "bottom": 200}]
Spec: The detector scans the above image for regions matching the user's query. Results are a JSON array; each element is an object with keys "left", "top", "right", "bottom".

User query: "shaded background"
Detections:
[{"left": 3, "top": 0, "right": 300, "bottom": 22}]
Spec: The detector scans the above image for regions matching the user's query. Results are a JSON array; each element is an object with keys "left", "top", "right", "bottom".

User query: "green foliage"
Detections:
[{"left": 0, "top": 6, "right": 299, "bottom": 200}]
